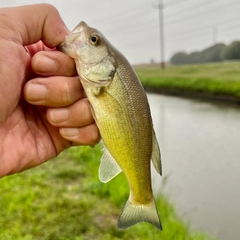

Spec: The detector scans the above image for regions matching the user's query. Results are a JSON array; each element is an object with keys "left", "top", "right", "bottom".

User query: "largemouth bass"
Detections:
[{"left": 59, "top": 21, "right": 162, "bottom": 230}]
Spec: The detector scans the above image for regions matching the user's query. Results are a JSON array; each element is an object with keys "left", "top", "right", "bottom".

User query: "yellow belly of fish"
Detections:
[
  {"left": 86, "top": 78, "right": 153, "bottom": 205},
  {"left": 89, "top": 83, "right": 161, "bottom": 230}
]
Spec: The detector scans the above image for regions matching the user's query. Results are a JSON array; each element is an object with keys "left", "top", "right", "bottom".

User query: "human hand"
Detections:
[{"left": 0, "top": 4, "right": 100, "bottom": 177}]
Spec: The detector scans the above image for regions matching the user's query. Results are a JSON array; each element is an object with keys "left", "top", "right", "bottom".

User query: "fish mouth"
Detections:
[
  {"left": 57, "top": 42, "right": 67, "bottom": 52},
  {"left": 57, "top": 41, "right": 79, "bottom": 59},
  {"left": 57, "top": 21, "right": 89, "bottom": 57},
  {"left": 57, "top": 32, "right": 86, "bottom": 59}
]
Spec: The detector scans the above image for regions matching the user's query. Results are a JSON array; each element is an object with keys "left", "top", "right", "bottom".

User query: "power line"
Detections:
[
  {"left": 165, "top": 0, "right": 221, "bottom": 20},
  {"left": 165, "top": 0, "right": 240, "bottom": 25},
  {"left": 84, "top": 0, "right": 240, "bottom": 61},
  {"left": 92, "top": 2, "right": 149, "bottom": 26},
  {"left": 165, "top": 0, "right": 194, "bottom": 9},
  {"left": 98, "top": 0, "right": 240, "bottom": 38},
  {"left": 220, "top": 24, "right": 240, "bottom": 33},
  {"left": 91, "top": 0, "right": 237, "bottom": 38},
  {"left": 220, "top": 18, "right": 240, "bottom": 30},
  {"left": 166, "top": 13, "right": 240, "bottom": 39},
  {"left": 167, "top": 28, "right": 211, "bottom": 43},
  {"left": 94, "top": 0, "right": 211, "bottom": 34},
  {"left": 164, "top": 2, "right": 240, "bottom": 42}
]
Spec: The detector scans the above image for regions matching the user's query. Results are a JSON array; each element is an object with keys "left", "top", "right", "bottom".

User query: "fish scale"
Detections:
[{"left": 59, "top": 21, "right": 162, "bottom": 230}]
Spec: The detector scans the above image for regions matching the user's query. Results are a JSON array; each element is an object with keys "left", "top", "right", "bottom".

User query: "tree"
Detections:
[
  {"left": 222, "top": 41, "right": 240, "bottom": 60},
  {"left": 170, "top": 51, "right": 189, "bottom": 65},
  {"left": 170, "top": 43, "right": 226, "bottom": 65},
  {"left": 188, "top": 51, "right": 201, "bottom": 63},
  {"left": 200, "top": 43, "right": 226, "bottom": 62}
]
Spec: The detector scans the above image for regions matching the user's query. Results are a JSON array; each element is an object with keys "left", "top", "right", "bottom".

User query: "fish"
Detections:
[{"left": 59, "top": 21, "right": 162, "bottom": 230}]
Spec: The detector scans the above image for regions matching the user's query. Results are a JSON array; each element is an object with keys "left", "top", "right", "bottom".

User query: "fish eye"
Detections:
[
  {"left": 90, "top": 34, "right": 100, "bottom": 45},
  {"left": 91, "top": 36, "right": 97, "bottom": 42}
]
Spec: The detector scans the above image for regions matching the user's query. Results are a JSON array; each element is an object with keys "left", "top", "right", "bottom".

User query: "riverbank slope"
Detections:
[
  {"left": 0, "top": 146, "right": 216, "bottom": 240},
  {"left": 135, "top": 62, "right": 240, "bottom": 103}
]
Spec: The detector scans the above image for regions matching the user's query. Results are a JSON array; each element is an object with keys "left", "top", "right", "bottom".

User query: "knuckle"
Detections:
[
  {"left": 41, "top": 3, "right": 58, "bottom": 14},
  {"left": 60, "top": 55, "right": 76, "bottom": 76},
  {"left": 88, "top": 124, "right": 101, "bottom": 145},
  {"left": 59, "top": 78, "right": 82, "bottom": 105},
  {"left": 51, "top": 52, "right": 75, "bottom": 76},
  {"left": 60, "top": 81, "right": 73, "bottom": 105},
  {"left": 81, "top": 99, "right": 92, "bottom": 120}
]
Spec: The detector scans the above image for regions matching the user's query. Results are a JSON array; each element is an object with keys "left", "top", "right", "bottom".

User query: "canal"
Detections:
[{"left": 148, "top": 93, "right": 240, "bottom": 240}]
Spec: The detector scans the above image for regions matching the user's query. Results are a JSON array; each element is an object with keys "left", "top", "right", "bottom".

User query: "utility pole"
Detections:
[
  {"left": 213, "top": 27, "right": 218, "bottom": 44},
  {"left": 154, "top": 0, "right": 165, "bottom": 69}
]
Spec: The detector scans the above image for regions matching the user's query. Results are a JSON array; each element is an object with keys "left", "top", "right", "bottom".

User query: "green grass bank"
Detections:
[
  {"left": 0, "top": 146, "right": 216, "bottom": 240},
  {"left": 135, "top": 62, "right": 240, "bottom": 102}
]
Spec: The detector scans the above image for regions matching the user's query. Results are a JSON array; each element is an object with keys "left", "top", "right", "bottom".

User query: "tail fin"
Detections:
[{"left": 118, "top": 198, "right": 162, "bottom": 230}]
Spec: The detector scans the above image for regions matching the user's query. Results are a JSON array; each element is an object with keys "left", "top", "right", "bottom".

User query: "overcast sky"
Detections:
[{"left": 2, "top": 0, "right": 240, "bottom": 64}]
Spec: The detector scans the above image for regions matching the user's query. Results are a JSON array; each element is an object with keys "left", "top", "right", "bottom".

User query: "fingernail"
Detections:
[
  {"left": 49, "top": 109, "right": 69, "bottom": 123},
  {"left": 26, "top": 83, "right": 48, "bottom": 101},
  {"left": 34, "top": 55, "right": 57, "bottom": 73},
  {"left": 60, "top": 128, "right": 79, "bottom": 137}
]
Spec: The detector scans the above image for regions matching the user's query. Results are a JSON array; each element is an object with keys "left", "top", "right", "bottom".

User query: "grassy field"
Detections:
[
  {"left": 0, "top": 145, "right": 216, "bottom": 240},
  {"left": 135, "top": 62, "right": 240, "bottom": 101}
]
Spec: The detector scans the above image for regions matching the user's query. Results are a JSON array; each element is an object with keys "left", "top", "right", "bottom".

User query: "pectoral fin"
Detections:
[
  {"left": 99, "top": 146, "right": 122, "bottom": 183},
  {"left": 151, "top": 130, "right": 162, "bottom": 175}
]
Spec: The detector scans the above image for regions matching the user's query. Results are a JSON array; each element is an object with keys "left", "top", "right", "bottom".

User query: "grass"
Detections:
[
  {"left": 135, "top": 62, "right": 240, "bottom": 101},
  {"left": 0, "top": 145, "right": 216, "bottom": 240}
]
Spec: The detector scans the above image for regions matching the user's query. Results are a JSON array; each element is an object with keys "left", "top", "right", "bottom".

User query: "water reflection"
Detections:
[{"left": 148, "top": 93, "right": 240, "bottom": 240}]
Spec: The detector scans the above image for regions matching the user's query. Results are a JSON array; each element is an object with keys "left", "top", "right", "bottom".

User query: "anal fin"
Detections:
[{"left": 99, "top": 146, "right": 122, "bottom": 183}]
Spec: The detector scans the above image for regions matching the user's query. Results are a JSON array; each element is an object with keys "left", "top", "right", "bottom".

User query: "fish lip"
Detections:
[
  {"left": 57, "top": 21, "right": 89, "bottom": 56},
  {"left": 57, "top": 41, "right": 78, "bottom": 59},
  {"left": 57, "top": 31, "right": 86, "bottom": 59}
]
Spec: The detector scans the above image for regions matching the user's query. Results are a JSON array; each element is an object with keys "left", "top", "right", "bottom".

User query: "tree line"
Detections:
[{"left": 170, "top": 41, "right": 240, "bottom": 65}]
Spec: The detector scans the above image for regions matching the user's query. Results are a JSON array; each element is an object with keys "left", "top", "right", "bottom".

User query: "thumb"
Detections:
[
  {"left": 0, "top": 4, "right": 69, "bottom": 47},
  {"left": 0, "top": 4, "right": 69, "bottom": 122}
]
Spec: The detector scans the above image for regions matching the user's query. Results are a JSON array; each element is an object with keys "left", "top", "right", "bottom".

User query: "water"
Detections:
[{"left": 148, "top": 93, "right": 240, "bottom": 240}]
